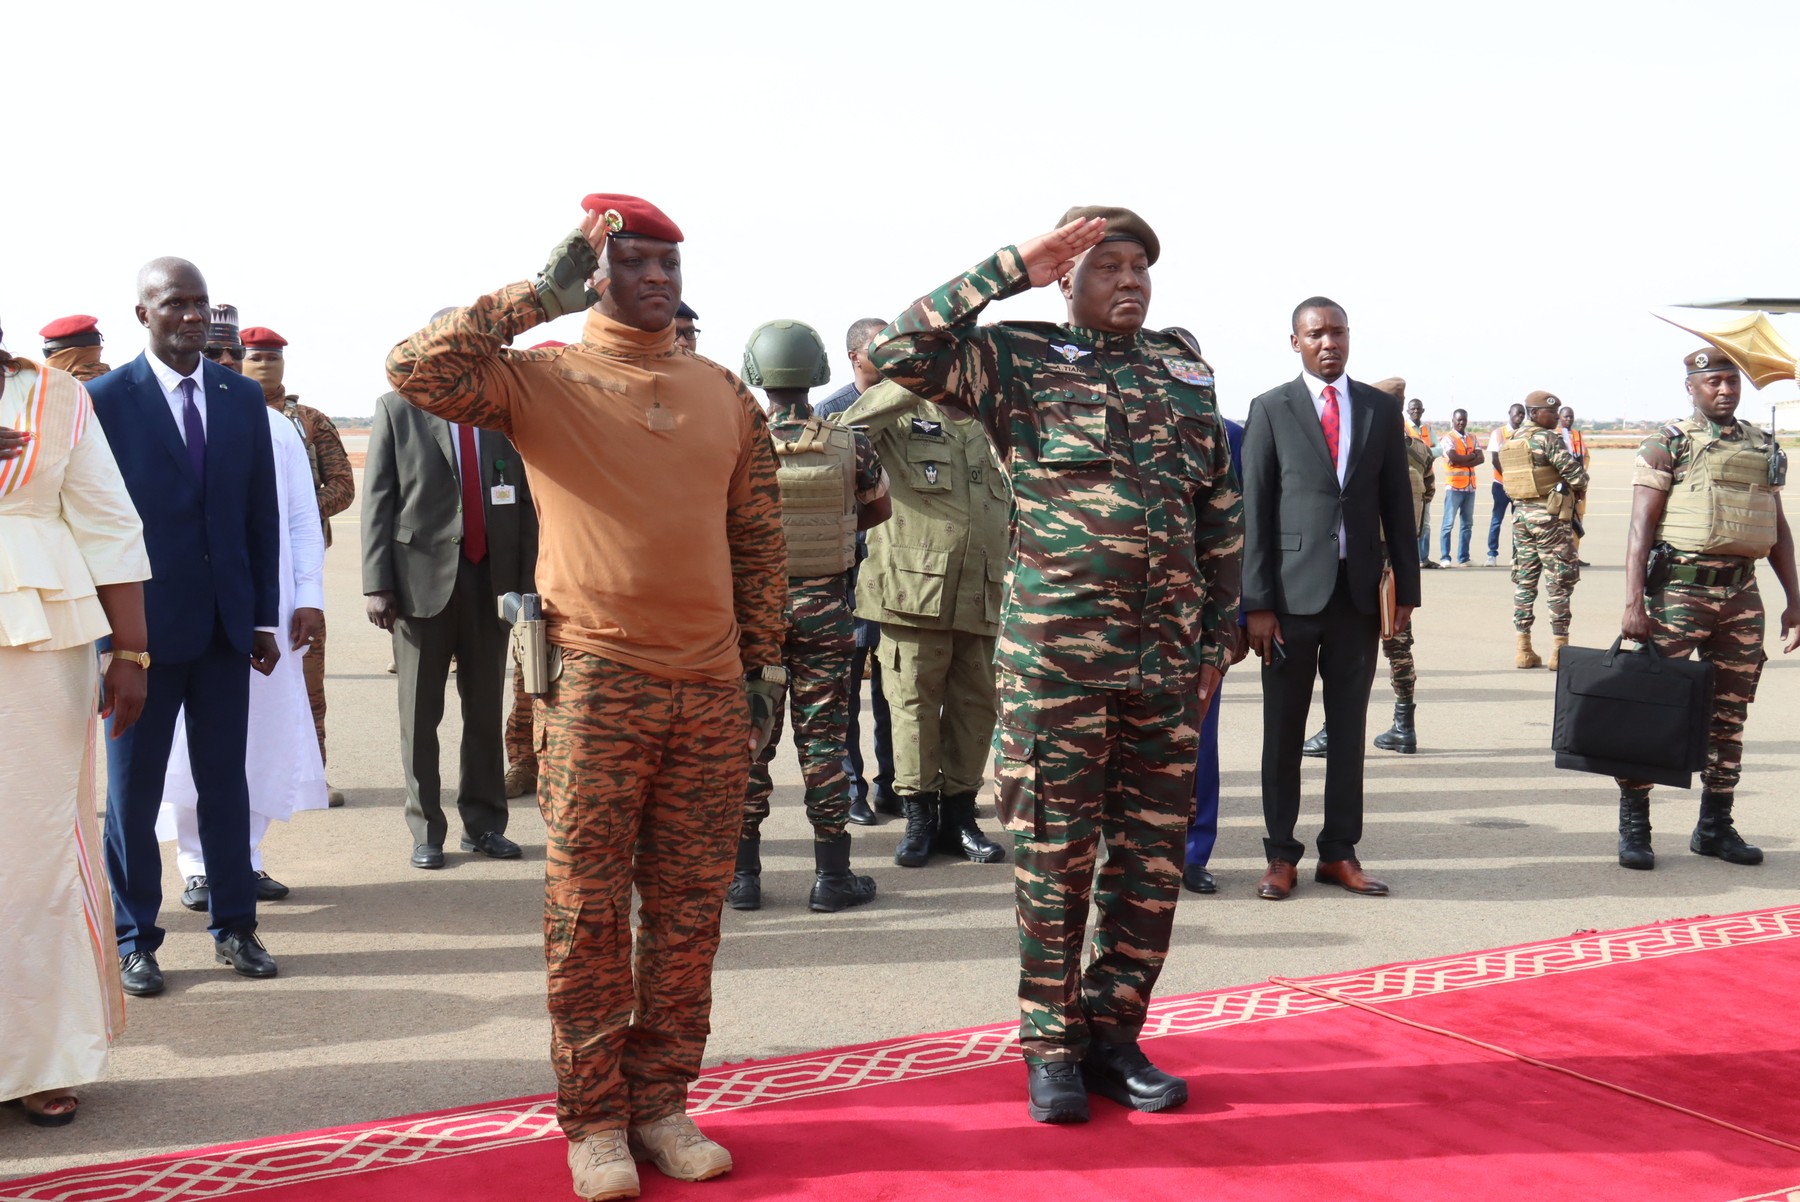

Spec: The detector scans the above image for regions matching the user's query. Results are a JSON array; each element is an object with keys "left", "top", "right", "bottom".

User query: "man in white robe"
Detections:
[{"left": 157, "top": 410, "right": 327, "bottom": 903}]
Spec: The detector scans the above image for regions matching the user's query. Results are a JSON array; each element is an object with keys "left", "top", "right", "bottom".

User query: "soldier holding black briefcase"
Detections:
[{"left": 1601, "top": 348, "right": 1800, "bottom": 870}]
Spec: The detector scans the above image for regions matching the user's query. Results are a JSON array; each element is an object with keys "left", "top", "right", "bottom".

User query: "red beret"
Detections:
[
  {"left": 527, "top": 340, "right": 568, "bottom": 350},
  {"left": 581, "top": 193, "right": 683, "bottom": 243},
  {"left": 41, "top": 314, "right": 100, "bottom": 342},
  {"left": 240, "top": 327, "right": 288, "bottom": 349}
]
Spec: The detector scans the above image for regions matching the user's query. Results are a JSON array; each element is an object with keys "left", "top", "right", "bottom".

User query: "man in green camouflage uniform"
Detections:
[
  {"left": 1503, "top": 390, "right": 1588, "bottom": 669},
  {"left": 1614, "top": 348, "right": 1800, "bottom": 870},
  {"left": 870, "top": 207, "right": 1242, "bottom": 1126},
  {"left": 730, "top": 320, "right": 891, "bottom": 914},
  {"left": 843, "top": 378, "right": 1010, "bottom": 868}
]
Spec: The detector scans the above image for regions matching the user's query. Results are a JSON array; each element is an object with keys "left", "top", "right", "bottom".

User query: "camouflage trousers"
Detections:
[
  {"left": 303, "top": 612, "right": 328, "bottom": 765},
  {"left": 1617, "top": 572, "right": 1766, "bottom": 796},
  {"left": 743, "top": 576, "right": 854, "bottom": 842},
  {"left": 537, "top": 648, "right": 747, "bottom": 1137},
  {"left": 1381, "top": 622, "right": 1415, "bottom": 702},
  {"left": 993, "top": 671, "right": 1200, "bottom": 1063},
  {"left": 877, "top": 625, "right": 998, "bottom": 798},
  {"left": 506, "top": 659, "right": 535, "bottom": 774},
  {"left": 1511, "top": 503, "right": 1579, "bottom": 634}
]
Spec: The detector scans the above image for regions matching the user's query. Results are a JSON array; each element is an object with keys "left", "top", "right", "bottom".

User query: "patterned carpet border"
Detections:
[{"left": 7, "top": 905, "right": 1797, "bottom": 1202}]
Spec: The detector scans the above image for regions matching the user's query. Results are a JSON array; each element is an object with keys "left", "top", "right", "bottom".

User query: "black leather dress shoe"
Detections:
[
  {"left": 1181, "top": 864, "right": 1217, "bottom": 894},
  {"left": 254, "top": 870, "right": 290, "bottom": 901},
  {"left": 1081, "top": 1041, "right": 1188, "bottom": 1113},
  {"left": 119, "top": 950, "right": 164, "bottom": 997},
  {"left": 411, "top": 844, "right": 445, "bottom": 870},
  {"left": 1025, "top": 1062, "right": 1090, "bottom": 1124},
  {"left": 873, "top": 787, "right": 903, "bottom": 818},
  {"left": 180, "top": 875, "right": 210, "bottom": 912},
  {"left": 847, "top": 794, "right": 878, "bottom": 826},
  {"left": 215, "top": 929, "right": 278, "bottom": 978},
  {"left": 460, "top": 831, "right": 522, "bottom": 859}
]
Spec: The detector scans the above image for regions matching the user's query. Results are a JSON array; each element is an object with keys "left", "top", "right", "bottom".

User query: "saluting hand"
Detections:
[
  {"left": 1017, "top": 217, "right": 1109, "bottom": 287},
  {"left": 577, "top": 207, "right": 614, "bottom": 304}
]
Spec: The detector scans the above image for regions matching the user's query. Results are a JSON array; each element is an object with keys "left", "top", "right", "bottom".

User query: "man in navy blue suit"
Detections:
[{"left": 89, "top": 257, "right": 283, "bottom": 995}]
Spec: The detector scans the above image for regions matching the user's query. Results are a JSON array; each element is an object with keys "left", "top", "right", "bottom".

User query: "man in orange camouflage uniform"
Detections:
[
  {"left": 40, "top": 315, "right": 112, "bottom": 381},
  {"left": 240, "top": 327, "right": 356, "bottom": 806},
  {"left": 387, "top": 194, "right": 786, "bottom": 1202}
]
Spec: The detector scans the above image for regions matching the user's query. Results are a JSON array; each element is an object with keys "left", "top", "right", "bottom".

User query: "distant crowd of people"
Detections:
[{"left": 5, "top": 196, "right": 1793, "bottom": 1202}]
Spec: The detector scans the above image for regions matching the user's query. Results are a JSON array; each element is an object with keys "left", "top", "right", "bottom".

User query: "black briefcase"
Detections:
[{"left": 1552, "top": 637, "right": 1714, "bottom": 788}]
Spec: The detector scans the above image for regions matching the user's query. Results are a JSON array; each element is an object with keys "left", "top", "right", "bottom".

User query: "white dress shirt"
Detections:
[
  {"left": 1303, "top": 371, "right": 1352, "bottom": 558},
  {"left": 147, "top": 353, "right": 207, "bottom": 442}
]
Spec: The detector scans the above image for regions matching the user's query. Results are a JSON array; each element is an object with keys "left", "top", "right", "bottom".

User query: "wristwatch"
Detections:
[
  {"left": 749, "top": 665, "right": 787, "bottom": 686},
  {"left": 113, "top": 650, "right": 152, "bottom": 669}
]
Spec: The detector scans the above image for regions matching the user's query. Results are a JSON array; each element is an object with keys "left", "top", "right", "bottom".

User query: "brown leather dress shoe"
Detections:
[
  {"left": 1314, "top": 858, "right": 1390, "bottom": 895},
  {"left": 1257, "top": 860, "right": 1297, "bottom": 900}
]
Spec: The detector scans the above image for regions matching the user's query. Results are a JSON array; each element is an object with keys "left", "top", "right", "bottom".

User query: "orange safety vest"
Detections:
[
  {"left": 1445, "top": 430, "right": 1479, "bottom": 490},
  {"left": 1567, "top": 428, "right": 1586, "bottom": 459}
]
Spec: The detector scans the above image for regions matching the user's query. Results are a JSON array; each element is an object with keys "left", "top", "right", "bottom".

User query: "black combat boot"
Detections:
[
  {"left": 808, "top": 833, "right": 877, "bottom": 912},
  {"left": 727, "top": 838, "right": 761, "bottom": 911},
  {"left": 1025, "top": 1061, "right": 1089, "bottom": 1124},
  {"left": 935, "top": 791, "right": 1006, "bottom": 863},
  {"left": 1690, "top": 791, "right": 1763, "bottom": 865},
  {"left": 1617, "top": 794, "right": 1654, "bottom": 870},
  {"left": 1301, "top": 724, "right": 1328, "bottom": 758},
  {"left": 893, "top": 792, "right": 938, "bottom": 868},
  {"left": 1372, "top": 700, "right": 1417, "bottom": 754}
]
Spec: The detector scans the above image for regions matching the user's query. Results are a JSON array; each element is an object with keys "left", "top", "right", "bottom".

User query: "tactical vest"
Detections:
[
  {"left": 1445, "top": 431, "right": 1478, "bottom": 490},
  {"left": 1659, "top": 420, "right": 1779, "bottom": 559},
  {"left": 1498, "top": 431, "right": 1561, "bottom": 501},
  {"left": 773, "top": 415, "right": 857, "bottom": 576}
]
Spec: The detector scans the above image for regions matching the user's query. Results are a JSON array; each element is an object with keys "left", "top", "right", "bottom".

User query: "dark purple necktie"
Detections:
[{"left": 179, "top": 378, "right": 206, "bottom": 481}]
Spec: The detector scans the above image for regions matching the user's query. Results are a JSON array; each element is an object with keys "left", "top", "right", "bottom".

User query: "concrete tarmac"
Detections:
[{"left": 7, "top": 447, "right": 1798, "bottom": 1178}]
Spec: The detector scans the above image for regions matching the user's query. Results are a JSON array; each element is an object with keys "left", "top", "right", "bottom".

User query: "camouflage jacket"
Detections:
[
  {"left": 270, "top": 392, "right": 356, "bottom": 540},
  {"left": 868, "top": 247, "right": 1243, "bottom": 690},
  {"left": 1514, "top": 424, "right": 1588, "bottom": 506}
]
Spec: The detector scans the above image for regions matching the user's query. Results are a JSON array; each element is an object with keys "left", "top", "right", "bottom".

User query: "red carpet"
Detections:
[{"left": 8, "top": 907, "right": 1800, "bottom": 1202}]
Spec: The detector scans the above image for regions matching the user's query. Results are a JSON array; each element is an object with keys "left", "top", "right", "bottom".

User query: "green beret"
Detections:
[{"left": 1059, "top": 204, "right": 1159, "bottom": 266}]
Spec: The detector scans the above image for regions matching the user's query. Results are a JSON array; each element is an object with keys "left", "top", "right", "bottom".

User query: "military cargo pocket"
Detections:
[
  {"left": 878, "top": 544, "right": 949, "bottom": 619},
  {"left": 1173, "top": 414, "right": 1221, "bottom": 487},
  {"left": 544, "top": 891, "right": 582, "bottom": 970},
  {"left": 984, "top": 557, "right": 1006, "bottom": 625},
  {"left": 904, "top": 440, "right": 953, "bottom": 492},
  {"left": 1033, "top": 385, "right": 1110, "bottom": 465},
  {"left": 993, "top": 719, "right": 1039, "bottom": 837}
]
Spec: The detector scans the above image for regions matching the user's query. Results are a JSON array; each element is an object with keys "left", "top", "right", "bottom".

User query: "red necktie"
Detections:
[
  {"left": 1320, "top": 384, "right": 1341, "bottom": 469},
  {"left": 458, "top": 423, "right": 487, "bottom": 564}
]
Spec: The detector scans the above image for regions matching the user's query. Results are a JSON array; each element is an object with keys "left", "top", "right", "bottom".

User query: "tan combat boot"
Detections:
[
  {"left": 628, "top": 1112, "right": 733, "bottom": 1182},
  {"left": 1515, "top": 632, "right": 1543, "bottom": 669},
  {"left": 1547, "top": 635, "right": 1569, "bottom": 671},
  {"left": 568, "top": 1130, "right": 639, "bottom": 1200}
]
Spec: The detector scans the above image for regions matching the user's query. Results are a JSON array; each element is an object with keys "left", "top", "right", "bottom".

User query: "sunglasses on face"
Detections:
[{"left": 204, "top": 346, "right": 243, "bottom": 361}]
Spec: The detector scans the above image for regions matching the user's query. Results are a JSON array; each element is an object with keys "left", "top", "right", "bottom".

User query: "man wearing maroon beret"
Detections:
[
  {"left": 40, "top": 315, "right": 112, "bottom": 382},
  {"left": 241, "top": 327, "right": 356, "bottom": 805},
  {"left": 388, "top": 194, "right": 787, "bottom": 1200}
]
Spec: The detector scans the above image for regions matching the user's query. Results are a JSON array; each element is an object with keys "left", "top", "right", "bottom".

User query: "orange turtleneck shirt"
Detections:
[{"left": 386, "top": 282, "right": 787, "bottom": 683}]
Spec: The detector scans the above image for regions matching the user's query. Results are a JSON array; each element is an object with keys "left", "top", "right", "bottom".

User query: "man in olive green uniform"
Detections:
[
  {"left": 241, "top": 327, "right": 358, "bottom": 806},
  {"left": 870, "top": 207, "right": 1242, "bottom": 1125},
  {"left": 731, "top": 320, "right": 891, "bottom": 914},
  {"left": 1503, "top": 390, "right": 1588, "bottom": 669},
  {"left": 1615, "top": 348, "right": 1800, "bottom": 869},
  {"left": 843, "top": 378, "right": 1009, "bottom": 867}
]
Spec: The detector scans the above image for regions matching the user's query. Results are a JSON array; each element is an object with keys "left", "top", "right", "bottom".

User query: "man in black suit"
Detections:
[
  {"left": 89, "top": 258, "right": 284, "bottom": 993},
  {"left": 1241, "top": 297, "right": 1420, "bottom": 900},
  {"left": 361, "top": 383, "right": 538, "bottom": 869}
]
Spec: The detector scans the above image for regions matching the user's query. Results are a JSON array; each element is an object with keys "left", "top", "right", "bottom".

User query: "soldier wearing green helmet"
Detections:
[{"left": 732, "top": 320, "right": 893, "bottom": 913}]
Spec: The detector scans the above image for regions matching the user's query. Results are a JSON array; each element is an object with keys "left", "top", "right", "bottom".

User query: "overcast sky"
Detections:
[{"left": 8, "top": 0, "right": 1799, "bottom": 424}]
